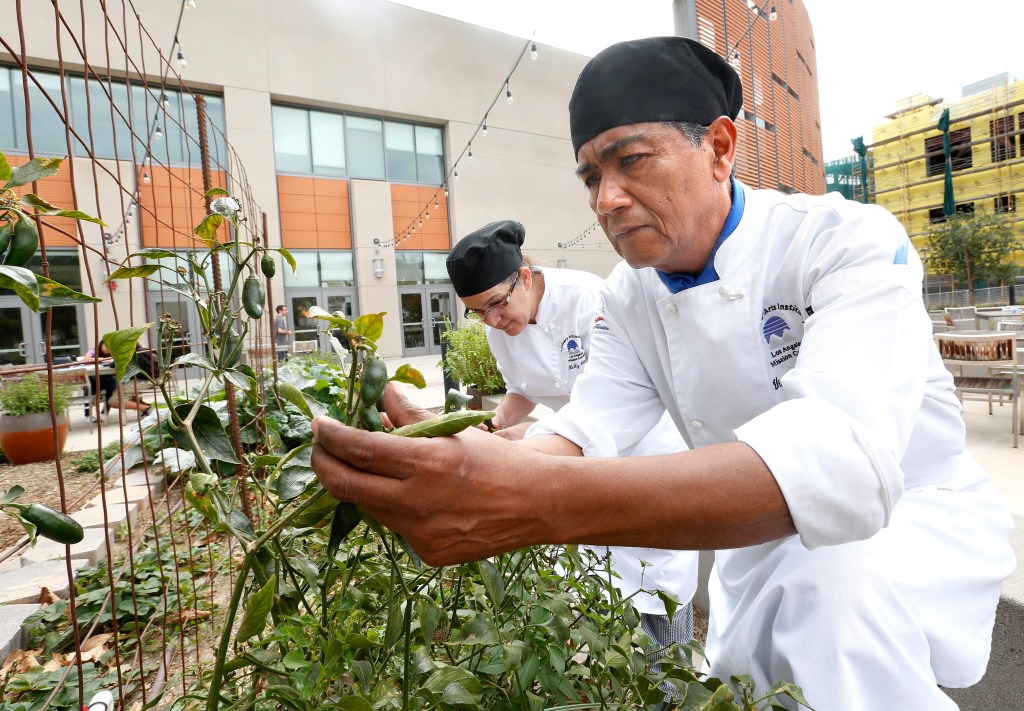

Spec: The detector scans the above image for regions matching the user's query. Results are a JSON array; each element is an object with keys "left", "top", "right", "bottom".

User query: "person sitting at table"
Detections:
[{"left": 79, "top": 339, "right": 152, "bottom": 420}]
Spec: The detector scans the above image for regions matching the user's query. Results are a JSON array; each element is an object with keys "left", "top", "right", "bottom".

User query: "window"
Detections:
[
  {"left": 346, "top": 115, "right": 385, "bottom": 179},
  {"left": 310, "top": 111, "right": 345, "bottom": 175},
  {"left": 272, "top": 106, "right": 312, "bottom": 173},
  {"left": 995, "top": 194, "right": 1016, "bottom": 213},
  {"left": 144, "top": 250, "right": 234, "bottom": 292},
  {"left": 929, "top": 202, "right": 975, "bottom": 224},
  {"left": 272, "top": 105, "right": 445, "bottom": 184},
  {"left": 282, "top": 251, "right": 355, "bottom": 288},
  {"left": 925, "top": 128, "right": 973, "bottom": 177},
  {"left": 385, "top": 121, "right": 417, "bottom": 182},
  {"left": 11, "top": 70, "right": 67, "bottom": 156},
  {"left": 990, "top": 116, "right": 1015, "bottom": 163},
  {"left": 394, "top": 252, "right": 451, "bottom": 286}
]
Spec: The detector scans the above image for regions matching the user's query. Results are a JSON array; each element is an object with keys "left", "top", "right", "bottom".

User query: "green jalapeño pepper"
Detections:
[
  {"left": 359, "top": 356, "right": 388, "bottom": 405},
  {"left": 0, "top": 220, "right": 13, "bottom": 257},
  {"left": 2, "top": 215, "right": 39, "bottom": 267},
  {"left": 19, "top": 503, "right": 85, "bottom": 544},
  {"left": 242, "top": 275, "right": 265, "bottom": 320},
  {"left": 260, "top": 253, "right": 276, "bottom": 278}
]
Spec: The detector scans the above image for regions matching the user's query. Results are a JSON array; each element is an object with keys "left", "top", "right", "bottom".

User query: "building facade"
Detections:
[
  {"left": 674, "top": 0, "right": 825, "bottom": 195},
  {"left": 871, "top": 74, "right": 1024, "bottom": 277},
  {"left": 1, "top": 0, "right": 824, "bottom": 363}
]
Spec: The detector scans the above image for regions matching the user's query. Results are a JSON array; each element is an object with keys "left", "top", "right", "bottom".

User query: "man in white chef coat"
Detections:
[{"left": 312, "top": 37, "right": 1015, "bottom": 709}]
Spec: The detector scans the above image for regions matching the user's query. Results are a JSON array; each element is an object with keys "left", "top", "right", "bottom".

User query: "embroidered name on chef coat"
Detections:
[{"left": 561, "top": 335, "right": 588, "bottom": 372}]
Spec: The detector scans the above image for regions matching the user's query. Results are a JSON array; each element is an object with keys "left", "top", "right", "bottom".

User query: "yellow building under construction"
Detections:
[{"left": 870, "top": 73, "right": 1024, "bottom": 280}]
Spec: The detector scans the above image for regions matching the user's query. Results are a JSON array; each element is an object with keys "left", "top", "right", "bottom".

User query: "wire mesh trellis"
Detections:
[{"left": 0, "top": 2, "right": 277, "bottom": 708}]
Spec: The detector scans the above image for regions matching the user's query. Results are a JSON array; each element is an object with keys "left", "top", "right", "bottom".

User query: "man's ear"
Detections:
[{"left": 708, "top": 116, "right": 738, "bottom": 182}]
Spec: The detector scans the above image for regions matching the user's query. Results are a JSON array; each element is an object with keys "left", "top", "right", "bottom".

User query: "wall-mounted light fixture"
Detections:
[
  {"left": 557, "top": 259, "right": 567, "bottom": 269},
  {"left": 373, "top": 248, "right": 384, "bottom": 278}
]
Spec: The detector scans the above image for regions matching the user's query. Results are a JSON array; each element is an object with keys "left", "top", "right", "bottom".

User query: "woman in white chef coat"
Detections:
[{"left": 445, "top": 219, "right": 699, "bottom": 673}]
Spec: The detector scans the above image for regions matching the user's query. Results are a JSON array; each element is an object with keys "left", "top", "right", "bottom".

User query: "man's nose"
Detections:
[{"left": 594, "top": 177, "right": 631, "bottom": 215}]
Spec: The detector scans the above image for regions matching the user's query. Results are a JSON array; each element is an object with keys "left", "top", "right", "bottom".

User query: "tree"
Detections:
[{"left": 926, "top": 211, "right": 1023, "bottom": 304}]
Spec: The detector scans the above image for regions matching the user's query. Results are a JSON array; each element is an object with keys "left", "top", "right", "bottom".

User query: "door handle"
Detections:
[{"left": 19, "top": 342, "right": 26, "bottom": 357}]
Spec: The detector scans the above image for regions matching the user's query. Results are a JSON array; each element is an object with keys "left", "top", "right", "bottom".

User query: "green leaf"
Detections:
[
  {"left": 656, "top": 590, "right": 680, "bottom": 626},
  {"left": 337, "top": 697, "right": 372, "bottom": 711},
  {"left": 289, "top": 555, "right": 320, "bottom": 590},
  {"left": 417, "top": 596, "right": 441, "bottom": 647},
  {"left": 103, "top": 324, "right": 152, "bottom": 381},
  {"left": 223, "top": 369, "right": 256, "bottom": 393},
  {"left": 274, "top": 247, "right": 297, "bottom": 273},
  {"left": 175, "top": 353, "right": 217, "bottom": 371},
  {"left": 353, "top": 312, "right": 385, "bottom": 341},
  {"left": 766, "top": 681, "right": 811, "bottom": 706},
  {"left": 251, "top": 454, "right": 280, "bottom": 470},
  {"left": 276, "top": 467, "right": 315, "bottom": 501},
  {"left": 0, "top": 265, "right": 40, "bottom": 311},
  {"left": 235, "top": 575, "right": 277, "bottom": 643},
  {"left": 391, "top": 363, "right": 425, "bottom": 389},
  {"left": 37, "top": 275, "right": 101, "bottom": 311},
  {"left": 384, "top": 599, "right": 404, "bottom": 648},
  {"left": 229, "top": 509, "right": 256, "bottom": 542},
  {"left": 51, "top": 209, "right": 105, "bottom": 226},
  {"left": 422, "top": 666, "right": 483, "bottom": 696},
  {"left": 326, "top": 501, "right": 361, "bottom": 560},
  {"left": 130, "top": 247, "right": 180, "bottom": 260},
  {"left": 193, "top": 213, "right": 223, "bottom": 245},
  {"left": 171, "top": 403, "right": 240, "bottom": 464},
  {"left": 444, "top": 388, "right": 473, "bottom": 414},
  {"left": 0, "top": 152, "right": 10, "bottom": 182},
  {"left": 5, "top": 157, "right": 61, "bottom": 189},
  {"left": 19, "top": 194, "right": 58, "bottom": 212},
  {"left": 0, "top": 484, "right": 25, "bottom": 506},
  {"left": 477, "top": 559, "right": 505, "bottom": 608},
  {"left": 105, "top": 264, "right": 161, "bottom": 283},
  {"left": 278, "top": 382, "right": 312, "bottom": 419},
  {"left": 203, "top": 187, "right": 229, "bottom": 198},
  {"left": 450, "top": 614, "right": 498, "bottom": 646}
]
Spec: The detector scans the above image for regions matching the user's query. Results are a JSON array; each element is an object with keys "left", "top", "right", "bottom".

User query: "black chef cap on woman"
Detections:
[{"left": 446, "top": 220, "right": 525, "bottom": 298}]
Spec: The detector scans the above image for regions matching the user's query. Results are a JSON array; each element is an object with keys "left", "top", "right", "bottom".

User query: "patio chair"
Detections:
[
  {"left": 291, "top": 339, "right": 317, "bottom": 355},
  {"left": 943, "top": 306, "right": 979, "bottom": 331},
  {"left": 936, "top": 332, "right": 1020, "bottom": 448}
]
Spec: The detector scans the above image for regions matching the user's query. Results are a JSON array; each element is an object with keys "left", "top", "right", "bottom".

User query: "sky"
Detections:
[{"left": 389, "top": 0, "right": 1024, "bottom": 162}]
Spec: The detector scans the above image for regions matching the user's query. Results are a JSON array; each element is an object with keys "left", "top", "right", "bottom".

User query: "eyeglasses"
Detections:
[{"left": 464, "top": 271, "right": 519, "bottom": 320}]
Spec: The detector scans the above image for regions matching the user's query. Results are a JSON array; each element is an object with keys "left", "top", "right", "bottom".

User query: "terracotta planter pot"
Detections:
[{"left": 0, "top": 411, "right": 69, "bottom": 465}]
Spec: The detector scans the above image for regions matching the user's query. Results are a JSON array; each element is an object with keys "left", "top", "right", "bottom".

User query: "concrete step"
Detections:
[
  {"left": 85, "top": 485, "right": 151, "bottom": 510},
  {"left": 119, "top": 472, "right": 166, "bottom": 493},
  {"left": 71, "top": 501, "right": 139, "bottom": 533},
  {"left": 0, "top": 559, "right": 88, "bottom": 605},
  {"left": 19, "top": 528, "right": 114, "bottom": 568},
  {"left": 0, "top": 603, "right": 40, "bottom": 660}
]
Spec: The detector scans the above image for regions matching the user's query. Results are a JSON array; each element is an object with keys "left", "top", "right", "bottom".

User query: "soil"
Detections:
[{"left": 0, "top": 456, "right": 102, "bottom": 552}]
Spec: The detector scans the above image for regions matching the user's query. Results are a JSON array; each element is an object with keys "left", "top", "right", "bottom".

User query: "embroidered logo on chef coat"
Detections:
[
  {"left": 594, "top": 315, "right": 609, "bottom": 331},
  {"left": 761, "top": 303, "right": 805, "bottom": 372},
  {"left": 561, "top": 335, "right": 588, "bottom": 372}
]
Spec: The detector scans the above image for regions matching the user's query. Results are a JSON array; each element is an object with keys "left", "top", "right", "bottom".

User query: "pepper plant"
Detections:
[{"left": 100, "top": 191, "right": 808, "bottom": 711}]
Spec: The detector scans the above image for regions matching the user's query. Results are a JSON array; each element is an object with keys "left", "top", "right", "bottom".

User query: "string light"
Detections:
[
  {"left": 425, "top": 211, "right": 430, "bottom": 220},
  {"left": 467, "top": 144, "right": 473, "bottom": 161},
  {"left": 154, "top": 124, "right": 163, "bottom": 140},
  {"left": 185, "top": 0, "right": 197, "bottom": 9},
  {"left": 530, "top": 41, "right": 538, "bottom": 60},
  {"left": 482, "top": 117, "right": 488, "bottom": 136},
  {"left": 769, "top": 5, "right": 778, "bottom": 20},
  {"left": 453, "top": 170, "right": 459, "bottom": 182},
  {"left": 434, "top": 197, "right": 439, "bottom": 210},
  {"left": 142, "top": 171, "right": 151, "bottom": 184},
  {"left": 443, "top": 186, "right": 448, "bottom": 198},
  {"left": 160, "top": 93, "right": 170, "bottom": 109},
  {"left": 177, "top": 49, "right": 187, "bottom": 69},
  {"left": 506, "top": 81, "right": 514, "bottom": 104}
]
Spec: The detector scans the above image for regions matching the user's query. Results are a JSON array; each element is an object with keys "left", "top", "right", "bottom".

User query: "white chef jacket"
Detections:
[
  {"left": 488, "top": 267, "right": 698, "bottom": 615},
  {"left": 529, "top": 186, "right": 1014, "bottom": 709}
]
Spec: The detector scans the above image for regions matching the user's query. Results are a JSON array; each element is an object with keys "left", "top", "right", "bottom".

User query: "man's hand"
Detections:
[
  {"left": 311, "top": 416, "right": 551, "bottom": 565},
  {"left": 492, "top": 421, "right": 532, "bottom": 440}
]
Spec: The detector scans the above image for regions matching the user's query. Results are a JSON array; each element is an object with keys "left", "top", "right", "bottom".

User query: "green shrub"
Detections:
[
  {"left": 0, "top": 373, "right": 71, "bottom": 416},
  {"left": 440, "top": 318, "right": 506, "bottom": 394}
]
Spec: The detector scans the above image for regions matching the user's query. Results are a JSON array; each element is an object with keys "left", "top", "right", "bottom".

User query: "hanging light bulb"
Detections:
[
  {"left": 467, "top": 144, "right": 473, "bottom": 161},
  {"left": 177, "top": 50, "right": 187, "bottom": 69},
  {"left": 142, "top": 171, "right": 151, "bottom": 184},
  {"left": 482, "top": 117, "right": 488, "bottom": 136},
  {"left": 506, "top": 82, "right": 513, "bottom": 104},
  {"left": 160, "top": 93, "right": 170, "bottom": 109},
  {"left": 769, "top": 5, "right": 778, "bottom": 20},
  {"left": 453, "top": 170, "right": 459, "bottom": 182},
  {"left": 419, "top": 218, "right": 423, "bottom": 229},
  {"left": 530, "top": 41, "right": 538, "bottom": 61},
  {"left": 732, "top": 50, "right": 740, "bottom": 61},
  {"left": 444, "top": 185, "right": 449, "bottom": 198},
  {"left": 425, "top": 211, "right": 430, "bottom": 220},
  {"left": 434, "top": 198, "right": 439, "bottom": 210},
  {"left": 185, "top": 0, "right": 197, "bottom": 9},
  {"left": 154, "top": 124, "right": 163, "bottom": 140}
]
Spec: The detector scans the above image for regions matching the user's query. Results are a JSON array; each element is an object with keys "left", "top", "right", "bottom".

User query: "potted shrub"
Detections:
[
  {"left": 0, "top": 373, "right": 72, "bottom": 465},
  {"left": 439, "top": 318, "right": 505, "bottom": 408}
]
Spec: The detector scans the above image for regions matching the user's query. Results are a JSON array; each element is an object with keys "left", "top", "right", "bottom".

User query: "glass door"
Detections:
[
  {"left": 398, "top": 287, "right": 455, "bottom": 357},
  {"left": 289, "top": 292, "right": 322, "bottom": 350},
  {"left": 0, "top": 299, "right": 33, "bottom": 366},
  {"left": 38, "top": 305, "right": 86, "bottom": 363}
]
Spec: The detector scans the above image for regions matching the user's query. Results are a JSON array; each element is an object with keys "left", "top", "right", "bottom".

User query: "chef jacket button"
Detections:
[
  {"left": 666, "top": 302, "right": 678, "bottom": 313},
  {"left": 544, "top": 325, "right": 552, "bottom": 334},
  {"left": 691, "top": 419, "right": 704, "bottom": 429}
]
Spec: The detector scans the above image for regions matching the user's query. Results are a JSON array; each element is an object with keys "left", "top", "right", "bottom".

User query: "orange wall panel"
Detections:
[
  {"left": 6, "top": 154, "right": 81, "bottom": 247},
  {"left": 277, "top": 176, "right": 351, "bottom": 250},
  {"left": 392, "top": 184, "right": 450, "bottom": 251},
  {"left": 138, "top": 166, "right": 228, "bottom": 248}
]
